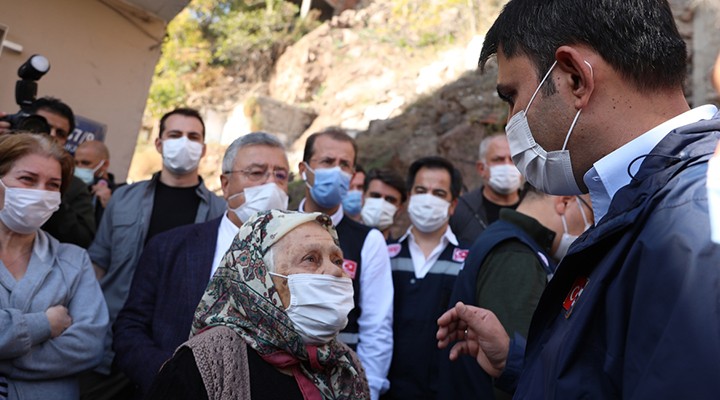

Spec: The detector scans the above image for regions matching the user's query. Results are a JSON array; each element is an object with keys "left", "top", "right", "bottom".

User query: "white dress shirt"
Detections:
[
  {"left": 583, "top": 105, "right": 718, "bottom": 224},
  {"left": 398, "top": 225, "right": 459, "bottom": 279},
  {"left": 210, "top": 212, "right": 241, "bottom": 278},
  {"left": 298, "top": 199, "right": 393, "bottom": 400}
]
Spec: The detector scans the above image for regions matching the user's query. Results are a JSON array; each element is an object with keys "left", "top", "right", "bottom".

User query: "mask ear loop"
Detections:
[
  {"left": 302, "top": 161, "right": 314, "bottom": 189},
  {"left": 575, "top": 196, "right": 591, "bottom": 230},
  {"left": 92, "top": 160, "right": 106, "bottom": 174},
  {"left": 560, "top": 214, "right": 569, "bottom": 234},
  {"left": 525, "top": 61, "right": 558, "bottom": 114},
  {"left": 561, "top": 61, "right": 594, "bottom": 151},
  {"left": 303, "top": 161, "right": 315, "bottom": 176}
]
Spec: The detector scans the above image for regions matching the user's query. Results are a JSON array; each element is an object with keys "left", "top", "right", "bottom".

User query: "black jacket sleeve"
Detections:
[
  {"left": 146, "top": 347, "right": 208, "bottom": 400},
  {"left": 42, "top": 176, "right": 96, "bottom": 248}
]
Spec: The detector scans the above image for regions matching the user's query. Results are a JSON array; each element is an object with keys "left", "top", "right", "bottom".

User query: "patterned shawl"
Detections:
[{"left": 191, "top": 209, "right": 369, "bottom": 400}]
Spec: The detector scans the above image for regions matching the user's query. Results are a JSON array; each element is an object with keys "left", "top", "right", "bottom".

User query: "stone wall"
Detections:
[{"left": 352, "top": 0, "right": 720, "bottom": 194}]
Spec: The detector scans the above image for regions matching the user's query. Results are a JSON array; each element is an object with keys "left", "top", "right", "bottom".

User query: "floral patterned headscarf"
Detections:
[{"left": 191, "top": 209, "right": 369, "bottom": 400}]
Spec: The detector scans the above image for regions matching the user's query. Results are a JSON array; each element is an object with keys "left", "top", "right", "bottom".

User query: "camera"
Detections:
[{"left": 1, "top": 54, "right": 51, "bottom": 133}]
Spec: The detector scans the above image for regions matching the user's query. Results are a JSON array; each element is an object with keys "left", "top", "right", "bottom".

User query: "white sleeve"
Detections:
[{"left": 357, "top": 228, "right": 393, "bottom": 400}]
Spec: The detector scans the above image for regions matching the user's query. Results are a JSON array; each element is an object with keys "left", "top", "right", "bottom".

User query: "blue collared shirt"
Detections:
[{"left": 583, "top": 104, "right": 718, "bottom": 223}]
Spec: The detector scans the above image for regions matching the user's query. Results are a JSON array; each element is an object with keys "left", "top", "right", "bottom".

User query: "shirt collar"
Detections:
[
  {"left": 583, "top": 104, "right": 718, "bottom": 223},
  {"left": 220, "top": 211, "right": 241, "bottom": 234},
  {"left": 298, "top": 198, "right": 345, "bottom": 226},
  {"left": 398, "top": 224, "right": 459, "bottom": 247}
]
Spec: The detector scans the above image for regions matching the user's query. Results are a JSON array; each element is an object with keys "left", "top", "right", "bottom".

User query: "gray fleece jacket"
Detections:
[{"left": 0, "top": 230, "right": 108, "bottom": 400}]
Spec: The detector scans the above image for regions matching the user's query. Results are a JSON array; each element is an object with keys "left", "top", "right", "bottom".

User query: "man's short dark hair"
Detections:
[
  {"left": 302, "top": 127, "right": 358, "bottom": 166},
  {"left": 159, "top": 108, "right": 205, "bottom": 139},
  {"left": 407, "top": 156, "right": 463, "bottom": 200},
  {"left": 479, "top": 0, "right": 687, "bottom": 94},
  {"left": 29, "top": 97, "right": 75, "bottom": 134},
  {"left": 364, "top": 168, "right": 408, "bottom": 204},
  {"left": 519, "top": 181, "right": 546, "bottom": 202}
]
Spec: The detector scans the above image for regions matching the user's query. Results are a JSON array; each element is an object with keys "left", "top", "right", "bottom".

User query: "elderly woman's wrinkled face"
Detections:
[{"left": 269, "top": 221, "right": 348, "bottom": 308}]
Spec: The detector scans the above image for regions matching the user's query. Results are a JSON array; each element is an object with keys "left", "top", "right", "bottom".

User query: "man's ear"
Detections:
[
  {"left": 448, "top": 198, "right": 459, "bottom": 217},
  {"left": 554, "top": 195, "right": 574, "bottom": 216},
  {"left": 476, "top": 160, "right": 486, "bottom": 176},
  {"left": 555, "top": 45, "right": 595, "bottom": 110},
  {"left": 154, "top": 137, "right": 162, "bottom": 154},
  {"left": 220, "top": 174, "right": 229, "bottom": 200},
  {"left": 201, "top": 143, "right": 207, "bottom": 158},
  {"left": 298, "top": 162, "right": 311, "bottom": 185}
]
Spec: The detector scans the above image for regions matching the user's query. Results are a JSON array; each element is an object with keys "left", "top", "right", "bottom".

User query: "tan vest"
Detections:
[{"left": 180, "top": 326, "right": 252, "bottom": 400}]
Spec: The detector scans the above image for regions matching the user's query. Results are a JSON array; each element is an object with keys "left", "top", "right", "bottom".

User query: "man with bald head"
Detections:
[{"left": 74, "top": 140, "right": 121, "bottom": 226}]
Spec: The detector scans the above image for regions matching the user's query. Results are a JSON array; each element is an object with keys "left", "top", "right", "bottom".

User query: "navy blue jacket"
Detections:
[
  {"left": 335, "top": 217, "right": 370, "bottom": 349},
  {"left": 113, "top": 217, "right": 221, "bottom": 396},
  {"left": 387, "top": 237, "right": 467, "bottom": 399},
  {"left": 508, "top": 116, "right": 720, "bottom": 398}
]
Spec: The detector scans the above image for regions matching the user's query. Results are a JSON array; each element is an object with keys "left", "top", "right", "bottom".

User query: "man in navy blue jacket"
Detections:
[
  {"left": 113, "top": 132, "right": 291, "bottom": 398},
  {"left": 437, "top": 0, "right": 720, "bottom": 398},
  {"left": 385, "top": 156, "right": 468, "bottom": 400}
]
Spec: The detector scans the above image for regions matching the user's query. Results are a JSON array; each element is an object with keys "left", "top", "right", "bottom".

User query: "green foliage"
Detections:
[
  {"left": 379, "top": 0, "right": 475, "bottom": 49},
  {"left": 147, "top": 10, "right": 214, "bottom": 117},
  {"left": 146, "top": 0, "right": 320, "bottom": 118},
  {"left": 210, "top": 1, "right": 318, "bottom": 65}
]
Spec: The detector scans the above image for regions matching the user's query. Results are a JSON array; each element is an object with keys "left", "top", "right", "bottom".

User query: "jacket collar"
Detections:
[{"left": 571, "top": 114, "right": 720, "bottom": 256}]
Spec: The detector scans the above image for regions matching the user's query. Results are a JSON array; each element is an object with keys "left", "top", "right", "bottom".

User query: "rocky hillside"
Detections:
[
  {"left": 259, "top": 0, "right": 507, "bottom": 192},
  {"left": 128, "top": 0, "right": 719, "bottom": 200},
  {"left": 128, "top": 0, "right": 508, "bottom": 194}
]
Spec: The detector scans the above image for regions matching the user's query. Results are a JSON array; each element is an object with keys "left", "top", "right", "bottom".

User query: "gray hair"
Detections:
[
  {"left": 478, "top": 134, "right": 506, "bottom": 162},
  {"left": 222, "top": 132, "right": 285, "bottom": 174}
]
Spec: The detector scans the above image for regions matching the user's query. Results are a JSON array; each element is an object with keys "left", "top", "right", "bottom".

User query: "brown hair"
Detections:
[{"left": 0, "top": 133, "right": 74, "bottom": 194}]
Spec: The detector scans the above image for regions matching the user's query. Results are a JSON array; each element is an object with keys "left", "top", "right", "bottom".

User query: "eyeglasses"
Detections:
[{"left": 224, "top": 167, "right": 289, "bottom": 183}]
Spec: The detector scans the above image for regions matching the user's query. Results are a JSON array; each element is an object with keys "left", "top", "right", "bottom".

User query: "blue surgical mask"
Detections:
[
  {"left": 303, "top": 163, "right": 351, "bottom": 209},
  {"left": 74, "top": 160, "right": 106, "bottom": 186},
  {"left": 342, "top": 190, "right": 363, "bottom": 216}
]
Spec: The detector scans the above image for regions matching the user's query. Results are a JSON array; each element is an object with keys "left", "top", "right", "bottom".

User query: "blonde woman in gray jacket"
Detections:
[{"left": 0, "top": 133, "right": 108, "bottom": 400}]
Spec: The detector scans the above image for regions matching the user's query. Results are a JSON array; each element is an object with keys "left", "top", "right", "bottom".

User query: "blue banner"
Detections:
[{"left": 64, "top": 114, "right": 107, "bottom": 155}]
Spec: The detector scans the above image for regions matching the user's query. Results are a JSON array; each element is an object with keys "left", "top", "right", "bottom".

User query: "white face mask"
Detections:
[
  {"left": 74, "top": 160, "right": 105, "bottom": 186},
  {"left": 0, "top": 179, "right": 61, "bottom": 235},
  {"left": 228, "top": 182, "right": 289, "bottom": 223},
  {"left": 270, "top": 272, "right": 354, "bottom": 345},
  {"left": 408, "top": 193, "right": 450, "bottom": 233},
  {"left": 709, "top": 156, "right": 720, "bottom": 244},
  {"left": 162, "top": 137, "right": 203, "bottom": 175},
  {"left": 506, "top": 60, "right": 593, "bottom": 195},
  {"left": 487, "top": 164, "right": 522, "bottom": 194},
  {"left": 553, "top": 197, "right": 592, "bottom": 261},
  {"left": 361, "top": 197, "right": 398, "bottom": 231}
]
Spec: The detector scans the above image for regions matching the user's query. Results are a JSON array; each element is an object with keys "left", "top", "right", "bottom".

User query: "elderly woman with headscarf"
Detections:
[{"left": 147, "top": 209, "right": 370, "bottom": 400}]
